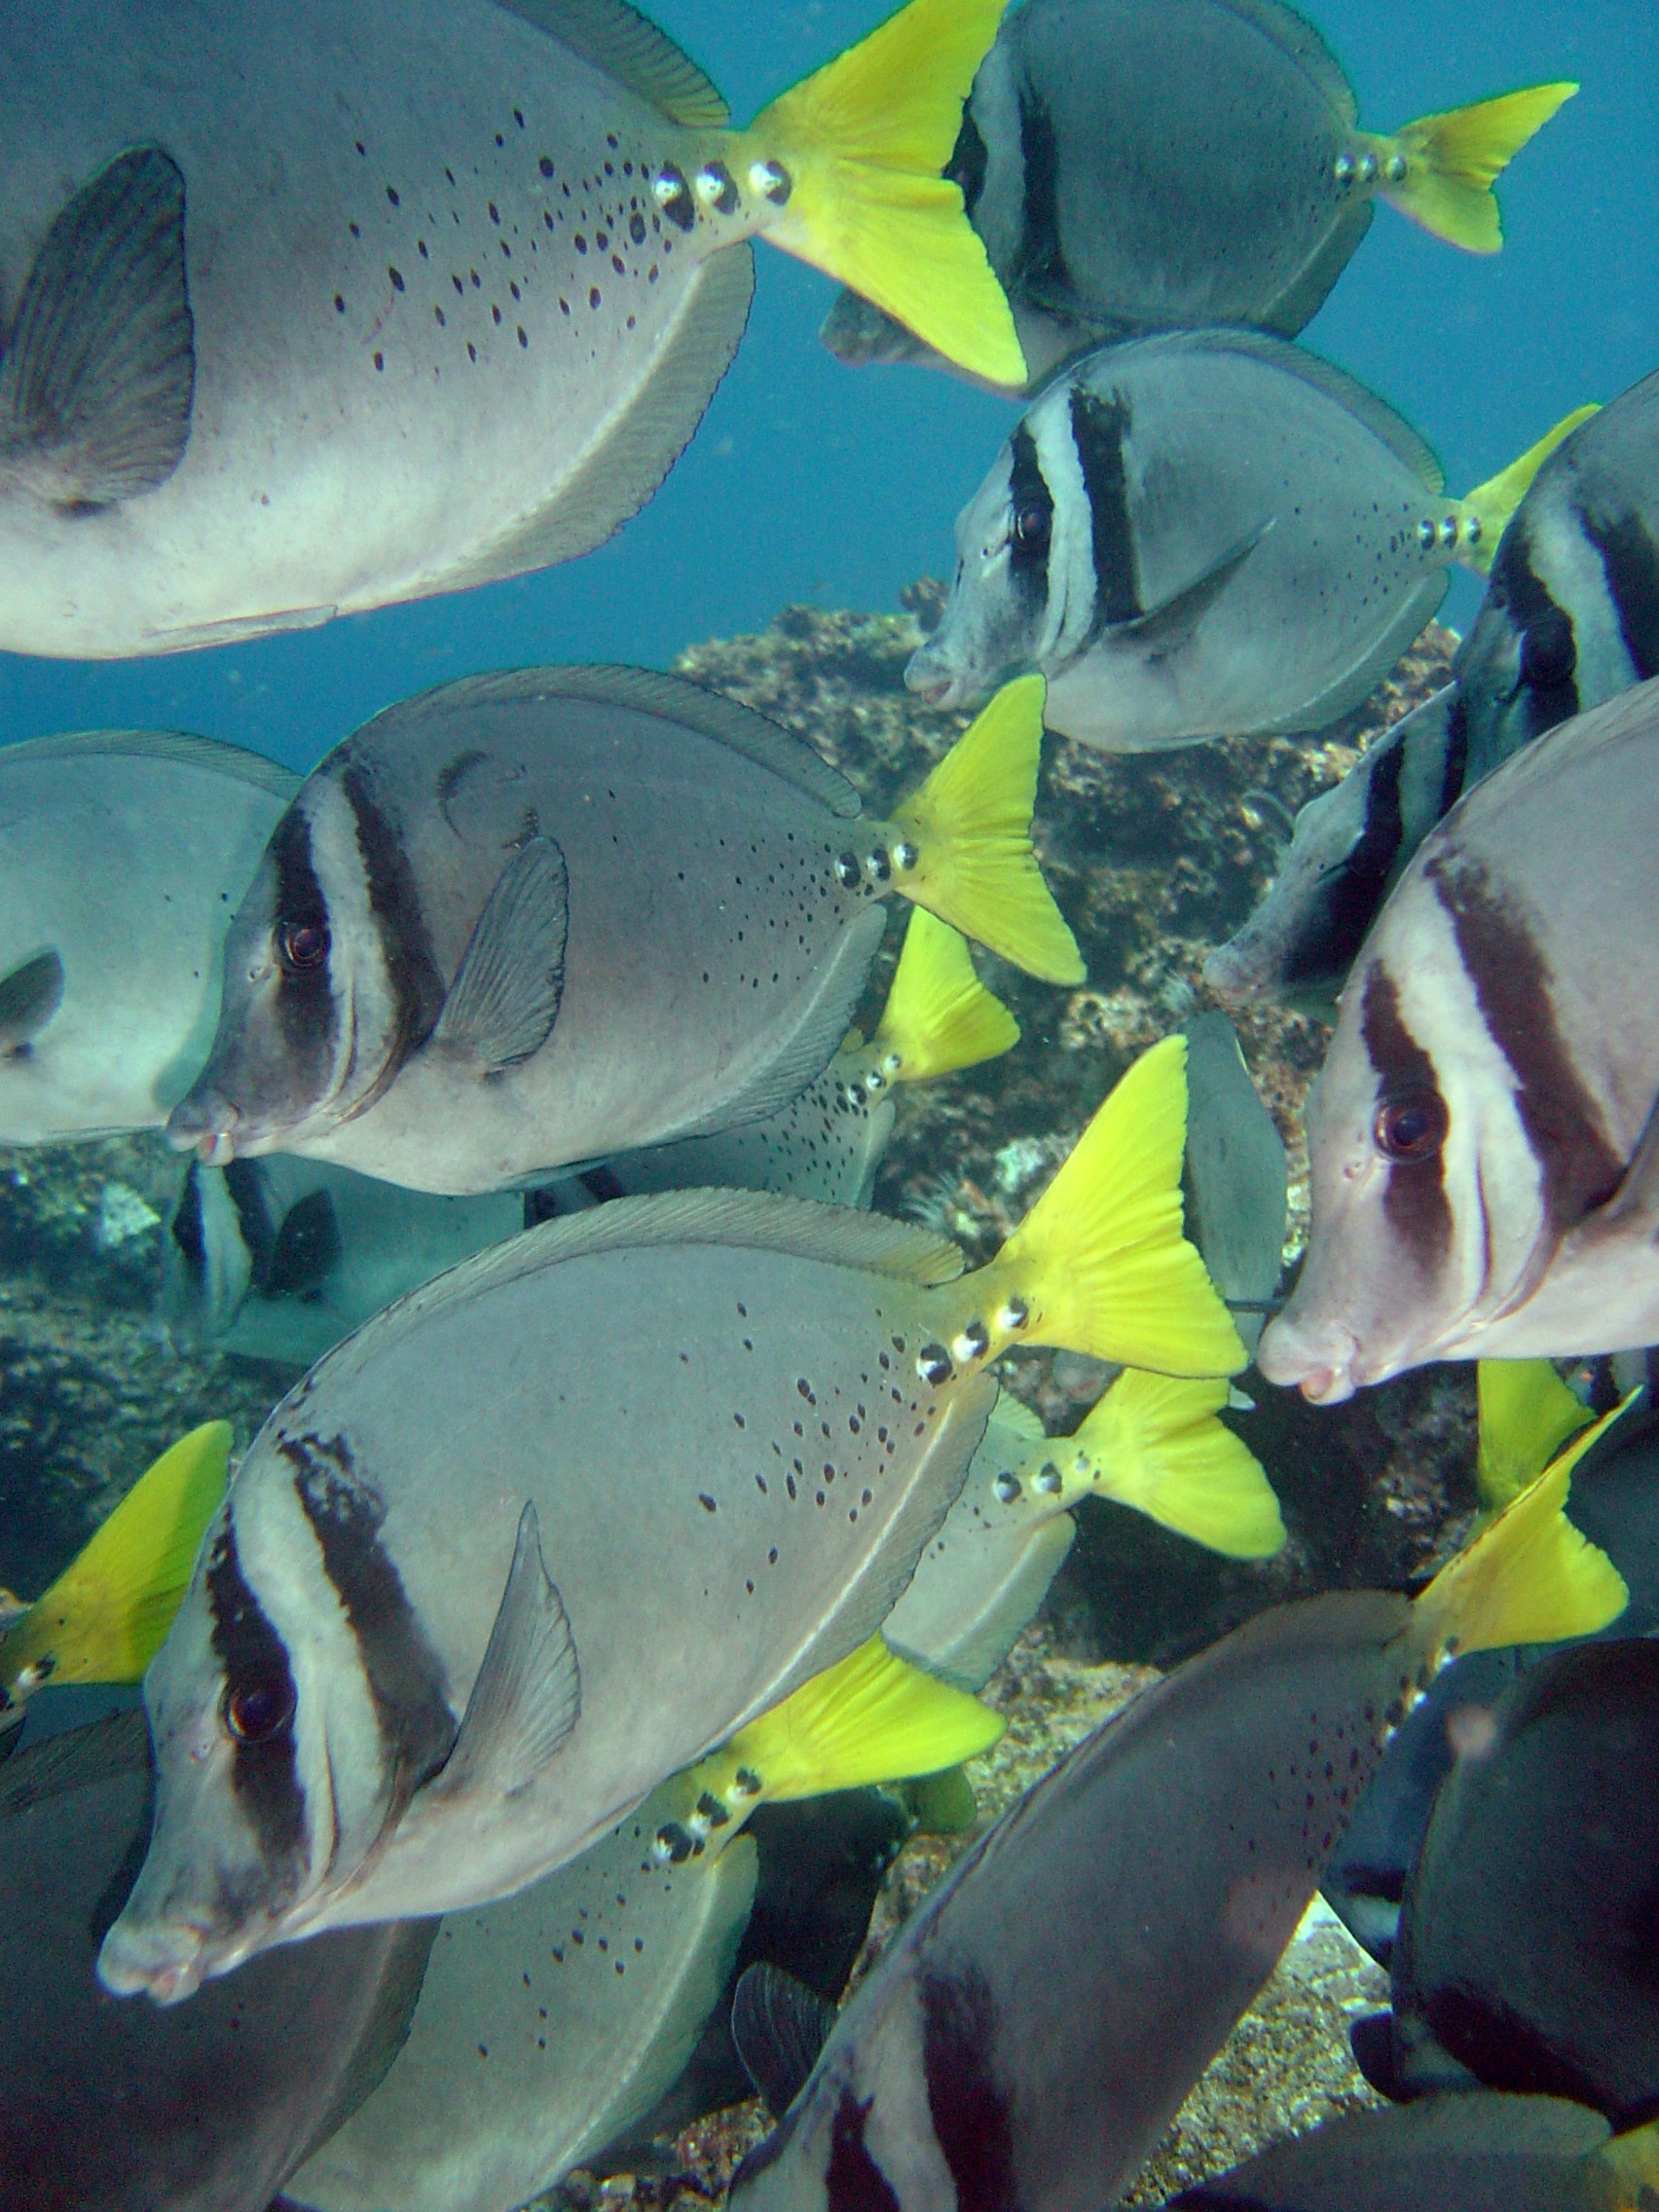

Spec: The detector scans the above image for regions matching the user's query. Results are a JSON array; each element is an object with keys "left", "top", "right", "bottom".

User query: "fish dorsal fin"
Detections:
[
  {"left": 1210, "top": 0, "right": 1356, "bottom": 123},
  {"left": 431, "top": 1502, "right": 581, "bottom": 1802},
  {"left": 490, "top": 0, "right": 728, "bottom": 127},
  {"left": 1142, "top": 328, "right": 1445, "bottom": 495},
  {"left": 395, "top": 652, "right": 861, "bottom": 820},
  {"left": 0, "top": 725, "right": 299, "bottom": 799},
  {"left": 731, "top": 1962, "right": 838, "bottom": 2117},
  {"left": 0, "top": 1708, "right": 150, "bottom": 1817}
]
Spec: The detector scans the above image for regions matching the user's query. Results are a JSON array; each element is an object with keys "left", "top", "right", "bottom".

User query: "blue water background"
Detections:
[{"left": 3, "top": 0, "right": 1654, "bottom": 770}]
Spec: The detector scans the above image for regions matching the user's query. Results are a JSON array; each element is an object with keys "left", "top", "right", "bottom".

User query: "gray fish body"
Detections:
[
  {"left": 173, "top": 669, "right": 903, "bottom": 1195},
  {"left": 824, "top": 0, "right": 1374, "bottom": 393},
  {"left": 0, "top": 0, "right": 760, "bottom": 659},
  {"left": 0, "top": 1709, "right": 431, "bottom": 2212},
  {"left": 1181, "top": 1012, "right": 1287, "bottom": 1344},
  {"left": 101, "top": 1191, "right": 995, "bottom": 1998},
  {"left": 0, "top": 729, "right": 294, "bottom": 1143},
  {"left": 162, "top": 1155, "right": 524, "bottom": 1366},
  {"left": 907, "top": 332, "right": 1455, "bottom": 751},
  {"left": 1259, "top": 676, "right": 1659, "bottom": 1402},
  {"left": 1203, "top": 687, "right": 1463, "bottom": 1014},
  {"left": 730, "top": 1588, "right": 1419, "bottom": 2212}
]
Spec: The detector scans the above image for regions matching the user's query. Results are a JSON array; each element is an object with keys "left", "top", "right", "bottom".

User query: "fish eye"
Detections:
[
  {"left": 223, "top": 1674, "right": 295, "bottom": 1744},
  {"left": 1373, "top": 1086, "right": 1448, "bottom": 1164},
  {"left": 278, "top": 920, "right": 329, "bottom": 973},
  {"left": 1011, "top": 500, "right": 1051, "bottom": 554},
  {"left": 1520, "top": 613, "right": 1576, "bottom": 688}
]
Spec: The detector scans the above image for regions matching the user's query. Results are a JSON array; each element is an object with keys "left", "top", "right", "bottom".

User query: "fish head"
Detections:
[
  {"left": 167, "top": 779, "right": 401, "bottom": 1161},
  {"left": 906, "top": 413, "right": 1065, "bottom": 711},
  {"left": 1204, "top": 772, "right": 1378, "bottom": 1013},
  {"left": 97, "top": 1475, "right": 403, "bottom": 2005},
  {"left": 1455, "top": 515, "right": 1582, "bottom": 782}
]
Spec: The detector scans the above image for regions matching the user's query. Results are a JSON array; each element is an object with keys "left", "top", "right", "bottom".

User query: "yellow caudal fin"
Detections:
[
  {"left": 1071, "top": 1371, "right": 1286, "bottom": 1558},
  {"left": 742, "top": 0, "right": 1025, "bottom": 387},
  {"left": 0, "top": 1422, "right": 232, "bottom": 1707},
  {"left": 973, "top": 1034, "right": 1246, "bottom": 1377},
  {"left": 1476, "top": 1359, "right": 1594, "bottom": 1513},
  {"left": 687, "top": 1636, "right": 1003, "bottom": 1814},
  {"left": 890, "top": 674, "right": 1083, "bottom": 984},
  {"left": 1601, "top": 2115, "right": 1659, "bottom": 2198},
  {"left": 867, "top": 908, "right": 1019, "bottom": 1084},
  {"left": 1459, "top": 405, "right": 1600, "bottom": 571},
  {"left": 1413, "top": 1437, "right": 1628, "bottom": 1666},
  {"left": 1379, "top": 83, "right": 1578, "bottom": 252}
]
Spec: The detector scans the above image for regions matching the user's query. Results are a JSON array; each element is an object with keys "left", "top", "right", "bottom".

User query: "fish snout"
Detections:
[
  {"left": 96, "top": 1911, "right": 209, "bottom": 2006},
  {"left": 1200, "top": 936, "right": 1261, "bottom": 1007},
  {"left": 903, "top": 643, "right": 969, "bottom": 710},
  {"left": 1256, "top": 1309, "right": 1360, "bottom": 1405},
  {"left": 166, "top": 1087, "right": 240, "bottom": 1165}
]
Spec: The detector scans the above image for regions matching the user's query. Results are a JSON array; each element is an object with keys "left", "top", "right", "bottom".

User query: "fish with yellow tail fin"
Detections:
[
  {"left": 724, "top": 1460, "right": 1624, "bottom": 2212},
  {"left": 0, "top": 1422, "right": 231, "bottom": 1730},
  {"left": 1374, "top": 84, "right": 1578, "bottom": 254},
  {"left": 537, "top": 906, "right": 1020, "bottom": 1216},
  {"left": 0, "top": 0, "right": 1020, "bottom": 661},
  {"left": 887, "top": 1376, "right": 1283, "bottom": 1691},
  {"left": 102, "top": 1034, "right": 1236, "bottom": 2004},
  {"left": 909, "top": 327, "right": 1592, "bottom": 752},
  {"left": 169, "top": 666, "right": 1075, "bottom": 1196},
  {"left": 1476, "top": 1359, "right": 1598, "bottom": 1514},
  {"left": 286, "top": 1639, "right": 996, "bottom": 2212}
]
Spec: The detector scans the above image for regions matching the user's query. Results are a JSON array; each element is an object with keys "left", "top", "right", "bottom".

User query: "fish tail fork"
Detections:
[{"left": 1376, "top": 82, "right": 1577, "bottom": 253}]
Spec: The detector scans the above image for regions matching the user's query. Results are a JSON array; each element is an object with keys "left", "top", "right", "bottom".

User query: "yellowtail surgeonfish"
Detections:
[
  {"left": 0, "top": 0, "right": 1022, "bottom": 659},
  {"left": 101, "top": 1032, "right": 1243, "bottom": 2002}
]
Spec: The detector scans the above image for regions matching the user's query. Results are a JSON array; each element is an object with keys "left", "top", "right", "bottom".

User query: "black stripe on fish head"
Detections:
[
  {"left": 340, "top": 762, "right": 448, "bottom": 1078},
  {"left": 1437, "top": 687, "right": 1470, "bottom": 818},
  {"left": 1424, "top": 848, "right": 1625, "bottom": 1235},
  {"left": 1490, "top": 535, "right": 1581, "bottom": 738},
  {"left": 224, "top": 1158, "right": 277, "bottom": 1291},
  {"left": 1280, "top": 731, "right": 1407, "bottom": 991},
  {"left": 946, "top": 106, "right": 989, "bottom": 225},
  {"left": 1359, "top": 965, "right": 1453, "bottom": 1277},
  {"left": 204, "top": 1516, "right": 308, "bottom": 1883},
  {"left": 1582, "top": 504, "right": 1659, "bottom": 680},
  {"left": 1010, "top": 80, "right": 1066, "bottom": 304},
  {"left": 920, "top": 1963, "right": 1017, "bottom": 2212},
  {"left": 168, "top": 1161, "right": 207, "bottom": 1280},
  {"left": 1006, "top": 424, "right": 1053, "bottom": 611},
  {"left": 268, "top": 801, "right": 341, "bottom": 1077},
  {"left": 826, "top": 2088, "right": 901, "bottom": 2212},
  {"left": 1069, "top": 386, "right": 1140, "bottom": 633},
  {"left": 283, "top": 1432, "right": 456, "bottom": 1803}
]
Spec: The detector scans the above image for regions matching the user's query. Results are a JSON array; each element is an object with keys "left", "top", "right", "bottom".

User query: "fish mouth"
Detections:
[
  {"left": 903, "top": 647, "right": 969, "bottom": 710},
  {"left": 166, "top": 1087, "right": 242, "bottom": 1165},
  {"left": 96, "top": 1911, "right": 212, "bottom": 2007},
  {"left": 1256, "top": 1311, "right": 1363, "bottom": 1404}
]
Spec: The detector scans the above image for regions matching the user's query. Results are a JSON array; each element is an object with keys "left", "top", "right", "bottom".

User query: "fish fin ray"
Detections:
[
  {"left": 732, "top": 1963, "right": 838, "bottom": 2116},
  {"left": 1475, "top": 1359, "right": 1594, "bottom": 1513},
  {"left": 433, "top": 835, "right": 570, "bottom": 1072},
  {"left": 1269, "top": 574, "right": 1449, "bottom": 736},
  {"left": 491, "top": 0, "right": 728, "bottom": 125},
  {"left": 1380, "top": 84, "right": 1578, "bottom": 253},
  {"left": 0, "top": 726, "right": 297, "bottom": 796},
  {"left": 1117, "top": 523, "right": 1272, "bottom": 649},
  {"left": 896, "top": 1514, "right": 1075, "bottom": 1693},
  {"left": 1210, "top": 0, "right": 1356, "bottom": 120},
  {"left": 747, "top": 0, "right": 1024, "bottom": 387},
  {"left": 872, "top": 909, "right": 1019, "bottom": 1082},
  {"left": 0, "top": 949, "right": 64, "bottom": 1051},
  {"left": 0, "top": 1709, "right": 150, "bottom": 1814},
  {"left": 435, "top": 1502, "right": 581, "bottom": 1800},
  {"left": 0, "top": 145, "right": 194, "bottom": 508},
  {"left": 892, "top": 674, "right": 1084, "bottom": 983},
  {"left": 1075, "top": 1371, "right": 1285, "bottom": 1557},
  {"left": 1458, "top": 405, "right": 1600, "bottom": 573},
  {"left": 1259, "top": 200, "right": 1375, "bottom": 336},
  {"left": 986, "top": 1392, "right": 1045, "bottom": 1443}
]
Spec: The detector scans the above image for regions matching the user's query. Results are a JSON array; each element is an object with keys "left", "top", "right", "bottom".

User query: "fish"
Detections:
[
  {"left": 1181, "top": 1011, "right": 1287, "bottom": 1347},
  {"left": 0, "top": 1706, "right": 436, "bottom": 2212},
  {"left": 1162, "top": 2091, "right": 1659, "bottom": 2211},
  {"left": 100, "top": 1033, "right": 1244, "bottom": 2003},
  {"left": 287, "top": 1637, "right": 997, "bottom": 2212},
  {"left": 822, "top": 0, "right": 1575, "bottom": 393},
  {"left": 1375, "top": 1636, "right": 1659, "bottom": 2128},
  {"left": 0, "top": 727, "right": 295, "bottom": 1143},
  {"left": 1258, "top": 675, "right": 1659, "bottom": 1402},
  {"left": 0, "top": 1421, "right": 231, "bottom": 1731},
  {"left": 0, "top": 0, "right": 1021, "bottom": 661},
  {"left": 905, "top": 328, "right": 1589, "bottom": 751},
  {"left": 1203, "top": 686, "right": 1463, "bottom": 1015},
  {"left": 535, "top": 907, "right": 1020, "bottom": 1216},
  {"left": 167, "top": 666, "right": 1080, "bottom": 1195},
  {"left": 163, "top": 1154, "right": 526, "bottom": 1368},
  {"left": 722, "top": 1453, "right": 1625, "bottom": 2211},
  {"left": 885, "top": 1373, "right": 1284, "bottom": 1691}
]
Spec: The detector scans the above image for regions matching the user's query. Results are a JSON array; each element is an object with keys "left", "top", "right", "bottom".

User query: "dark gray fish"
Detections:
[
  {"left": 1182, "top": 1011, "right": 1287, "bottom": 1347},
  {"left": 0, "top": 1708, "right": 433, "bottom": 2212},
  {"left": 167, "top": 667, "right": 1077, "bottom": 1195},
  {"left": 0, "top": 0, "right": 1017, "bottom": 659},
  {"left": 821, "top": 0, "right": 1574, "bottom": 394},
  {"left": 1260, "top": 676, "right": 1659, "bottom": 1401}
]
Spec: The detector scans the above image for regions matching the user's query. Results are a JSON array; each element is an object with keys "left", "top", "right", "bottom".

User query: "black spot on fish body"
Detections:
[
  {"left": 284, "top": 1433, "right": 456, "bottom": 1802},
  {"left": 1582, "top": 505, "right": 1659, "bottom": 680},
  {"left": 1359, "top": 966, "right": 1452, "bottom": 1275},
  {"left": 1424, "top": 848, "right": 1625, "bottom": 1235},
  {"left": 205, "top": 1520, "right": 307, "bottom": 1876},
  {"left": 1069, "top": 387, "right": 1140, "bottom": 632},
  {"left": 340, "top": 764, "right": 448, "bottom": 1073},
  {"left": 921, "top": 1963, "right": 1018, "bottom": 2210},
  {"left": 826, "top": 2086, "right": 901, "bottom": 2212}
]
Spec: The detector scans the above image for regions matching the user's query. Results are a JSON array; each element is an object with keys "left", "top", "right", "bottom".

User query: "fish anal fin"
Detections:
[
  {"left": 731, "top": 1961, "right": 838, "bottom": 2117},
  {"left": 433, "top": 1502, "right": 581, "bottom": 1801},
  {"left": 0, "top": 948, "right": 64, "bottom": 1052},
  {"left": 433, "top": 835, "right": 570, "bottom": 1073},
  {"left": 0, "top": 145, "right": 194, "bottom": 510},
  {"left": 1119, "top": 523, "right": 1272, "bottom": 651}
]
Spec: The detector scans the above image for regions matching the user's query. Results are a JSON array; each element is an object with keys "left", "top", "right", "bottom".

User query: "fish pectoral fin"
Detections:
[
  {"left": 0, "top": 146, "right": 194, "bottom": 510},
  {"left": 433, "top": 835, "right": 570, "bottom": 1073},
  {"left": 0, "top": 947, "right": 64, "bottom": 1052},
  {"left": 431, "top": 1502, "right": 581, "bottom": 1802},
  {"left": 731, "top": 1961, "right": 839, "bottom": 2117},
  {"left": 1582, "top": 1086, "right": 1659, "bottom": 1245},
  {"left": 1116, "top": 522, "right": 1273, "bottom": 651}
]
